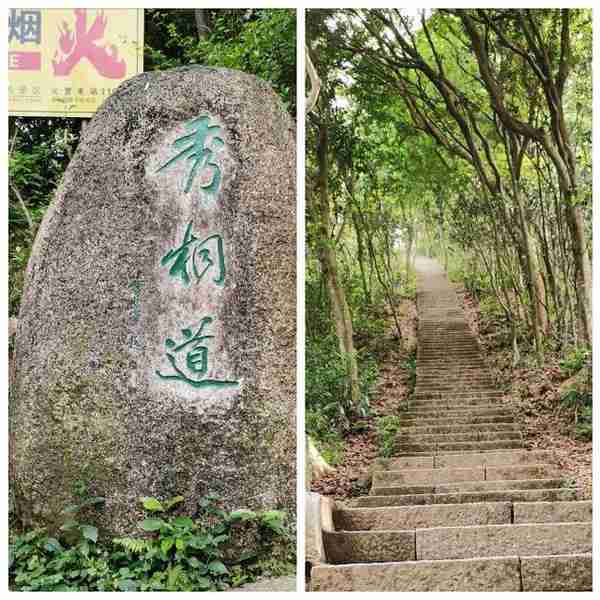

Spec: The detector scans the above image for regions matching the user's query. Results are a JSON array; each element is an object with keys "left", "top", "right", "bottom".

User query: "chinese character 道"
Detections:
[{"left": 156, "top": 316, "right": 239, "bottom": 389}]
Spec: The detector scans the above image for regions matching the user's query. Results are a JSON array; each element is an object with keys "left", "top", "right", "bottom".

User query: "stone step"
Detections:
[
  {"left": 416, "top": 522, "right": 592, "bottom": 561},
  {"left": 373, "top": 464, "right": 557, "bottom": 487},
  {"left": 322, "top": 529, "right": 415, "bottom": 564},
  {"left": 400, "top": 431, "right": 522, "bottom": 444},
  {"left": 335, "top": 501, "right": 591, "bottom": 530},
  {"left": 416, "top": 378, "right": 495, "bottom": 386},
  {"left": 383, "top": 449, "right": 546, "bottom": 472},
  {"left": 401, "top": 422, "right": 520, "bottom": 435},
  {"left": 402, "top": 403, "right": 512, "bottom": 413},
  {"left": 408, "top": 400, "right": 509, "bottom": 411},
  {"left": 431, "top": 449, "right": 553, "bottom": 468},
  {"left": 355, "top": 487, "right": 585, "bottom": 508},
  {"left": 310, "top": 554, "right": 592, "bottom": 591},
  {"left": 435, "top": 440, "right": 524, "bottom": 453},
  {"left": 414, "top": 390, "right": 504, "bottom": 399},
  {"left": 396, "top": 440, "right": 523, "bottom": 455},
  {"left": 371, "top": 478, "right": 564, "bottom": 497},
  {"left": 410, "top": 394, "right": 505, "bottom": 403},
  {"left": 513, "top": 500, "right": 592, "bottom": 524},
  {"left": 400, "top": 413, "right": 515, "bottom": 425},
  {"left": 334, "top": 502, "right": 512, "bottom": 531}
]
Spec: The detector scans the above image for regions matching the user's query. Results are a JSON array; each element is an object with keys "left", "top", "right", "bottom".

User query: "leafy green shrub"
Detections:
[
  {"left": 559, "top": 346, "right": 591, "bottom": 377},
  {"left": 305, "top": 334, "right": 378, "bottom": 440},
  {"left": 376, "top": 416, "right": 402, "bottom": 458},
  {"left": 9, "top": 495, "right": 294, "bottom": 591},
  {"left": 403, "top": 352, "right": 417, "bottom": 394},
  {"left": 560, "top": 389, "right": 592, "bottom": 441}
]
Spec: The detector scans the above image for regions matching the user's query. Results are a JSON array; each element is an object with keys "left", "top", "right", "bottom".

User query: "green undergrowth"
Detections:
[
  {"left": 375, "top": 416, "right": 402, "bottom": 458},
  {"left": 9, "top": 494, "right": 295, "bottom": 592},
  {"left": 306, "top": 334, "right": 379, "bottom": 452},
  {"left": 454, "top": 265, "right": 593, "bottom": 443}
]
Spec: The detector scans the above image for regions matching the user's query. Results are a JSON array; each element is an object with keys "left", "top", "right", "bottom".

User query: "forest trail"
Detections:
[{"left": 311, "top": 257, "right": 592, "bottom": 591}]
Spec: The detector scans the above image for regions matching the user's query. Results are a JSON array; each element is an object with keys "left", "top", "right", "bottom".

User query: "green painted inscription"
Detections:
[
  {"left": 156, "top": 316, "right": 239, "bottom": 389},
  {"left": 161, "top": 222, "right": 225, "bottom": 287},
  {"left": 157, "top": 115, "right": 224, "bottom": 198}
]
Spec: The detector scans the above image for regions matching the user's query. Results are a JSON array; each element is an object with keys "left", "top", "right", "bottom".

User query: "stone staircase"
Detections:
[{"left": 310, "top": 258, "right": 592, "bottom": 591}]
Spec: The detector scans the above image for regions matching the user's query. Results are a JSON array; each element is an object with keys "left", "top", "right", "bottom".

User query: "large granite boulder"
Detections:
[{"left": 11, "top": 66, "right": 296, "bottom": 535}]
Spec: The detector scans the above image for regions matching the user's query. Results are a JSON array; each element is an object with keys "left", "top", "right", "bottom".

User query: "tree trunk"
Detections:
[
  {"left": 564, "top": 199, "right": 592, "bottom": 345},
  {"left": 315, "top": 123, "right": 361, "bottom": 410},
  {"left": 194, "top": 9, "right": 210, "bottom": 40}
]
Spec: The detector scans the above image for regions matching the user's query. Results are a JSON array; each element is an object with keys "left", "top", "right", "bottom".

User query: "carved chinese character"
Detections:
[
  {"left": 156, "top": 316, "right": 238, "bottom": 389},
  {"left": 161, "top": 222, "right": 225, "bottom": 287},
  {"left": 157, "top": 115, "right": 224, "bottom": 199}
]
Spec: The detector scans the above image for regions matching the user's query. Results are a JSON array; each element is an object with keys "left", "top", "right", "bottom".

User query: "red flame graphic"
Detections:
[{"left": 52, "top": 9, "right": 126, "bottom": 79}]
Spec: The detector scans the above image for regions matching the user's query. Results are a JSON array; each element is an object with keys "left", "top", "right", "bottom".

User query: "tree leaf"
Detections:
[
  {"left": 208, "top": 560, "right": 228, "bottom": 575},
  {"left": 161, "top": 537, "right": 174, "bottom": 554},
  {"left": 163, "top": 495, "right": 185, "bottom": 511},
  {"left": 81, "top": 525, "right": 98, "bottom": 543},
  {"left": 117, "top": 579, "right": 138, "bottom": 591},
  {"left": 140, "top": 518, "right": 164, "bottom": 532},
  {"left": 172, "top": 516, "right": 193, "bottom": 529},
  {"left": 141, "top": 497, "right": 165, "bottom": 512}
]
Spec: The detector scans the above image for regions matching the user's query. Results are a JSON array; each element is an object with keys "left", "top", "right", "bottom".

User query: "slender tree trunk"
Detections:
[
  {"left": 194, "top": 9, "right": 211, "bottom": 40},
  {"left": 315, "top": 123, "right": 361, "bottom": 409},
  {"left": 564, "top": 198, "right": 592, "bottom": 345}
]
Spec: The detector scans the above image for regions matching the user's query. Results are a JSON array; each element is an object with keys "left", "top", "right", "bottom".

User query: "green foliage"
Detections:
[
  {"left": 560, "top": 389, "right": 592, "bottom": 442},
  {"left": 145, "top": 9, "right": 295, "bottom": 116},
  {"left": 305, "top": 334, "right": 378, "bottom": 445},
  {"left": 376, "top": 416, "right": 402, "bottom": 458},
  {"left": 9, "top": 495, "right": 294, "bottom": 592},
  {"left": 404, "top": 352, "right": 417, "bottom": 395},
  {"left": 559, "top": 347, "right": 591, "bottom": 377}
]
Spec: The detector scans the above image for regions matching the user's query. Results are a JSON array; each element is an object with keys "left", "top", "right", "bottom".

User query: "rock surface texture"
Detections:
[
  {"left": 311, "top": 257, "right": 592, "bottom": 591},
  {"left": 11, "top": 67, "right": 296, "bottom": 535}
]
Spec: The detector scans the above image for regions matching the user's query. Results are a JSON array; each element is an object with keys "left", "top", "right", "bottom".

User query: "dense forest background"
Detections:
[
  {"left": 9, "top": 8, "right": 296, "bottom": 318},
  {"left": 306, "top": 8, "right": 592, "bottom": 487}
]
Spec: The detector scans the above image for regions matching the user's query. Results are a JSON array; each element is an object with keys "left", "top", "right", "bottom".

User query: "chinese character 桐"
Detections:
[
  {"left": 156, "top": 316, "right": 239, "bottom": 389},
  {"left": 157, "top": 115, "right": 225, "bottom": 199},
  {"left": 161, "top": 222, "right": 225, "bottom": 287}
]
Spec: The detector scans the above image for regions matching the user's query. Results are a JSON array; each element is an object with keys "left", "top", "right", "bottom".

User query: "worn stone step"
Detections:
[
  {"left": 400, "top": 413, "right": 515, "bottom": 425},
  {"left": 432, "top": 449, "right": 552, "bottom": 468},
  {"left": 401, "top": 407, "right": 513, "bottom": 419},
  {"left": 396, "top": 440, "right": 524, "bottom": 455},
  {"left": 414, "top": 390, "right": 504, "bottom": 399},
  {"left": 311, "top": 554, "right": 592, "bottom": 591},
  {"left": 401, "top": 422, "right": 519, "bottom": 435},
  {"left": 486, "top": 464, "right": 559, "bottom": 480},
  {"left": 373, "top": 466, "right": 485, "bottom": 487},
  {"left": 371, "top": 478, "right": 564, "bottom": 497},
  {"left": 409, "top": 397, "right": 506, "bottom": 407},
  {"left": 355, "top": 488, "right": 585, "bottom": 508},
  {"left": 416, "top": 522, "right": 592, "bottom": 560},
  {"left": 434, "top": 440, "right": 524, "bottom": 453},
  {"left": 521, "top": 554, "right": 592, "bottom": 591},
  {"left": 322, "top": 529, "right": 415, "bottom": 564},
  {"left": 513, "top": 500, "right": 592, "bottom": 524},
  {"left": 435, "top": 477, "right": 564, "bottom": 493},
  {"left": 400, "top": 431, "right": 522, "bottom": 444},
  {"left": 416, "top": 378, "right": 495, "bottom": 386},
  {"left": 310, "top": 557, "right": 522, "bottom": 591},
  {"left": 334, "top": 502, "right": 512, "bottom": 531}
]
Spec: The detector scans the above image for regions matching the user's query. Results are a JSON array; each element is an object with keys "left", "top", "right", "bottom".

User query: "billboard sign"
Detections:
[{"left": 8, "top": 8, "right": 144, "bottom": 117}]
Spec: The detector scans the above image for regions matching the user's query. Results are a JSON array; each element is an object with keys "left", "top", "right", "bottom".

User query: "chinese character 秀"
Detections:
[{"left": 157, "top": 115, "right": 225, "bottom": 200}]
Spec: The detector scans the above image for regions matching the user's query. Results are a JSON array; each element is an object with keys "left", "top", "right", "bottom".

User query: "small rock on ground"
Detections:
[{"left": 226, "top": 575, "right": 296, "bottom": 592}]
